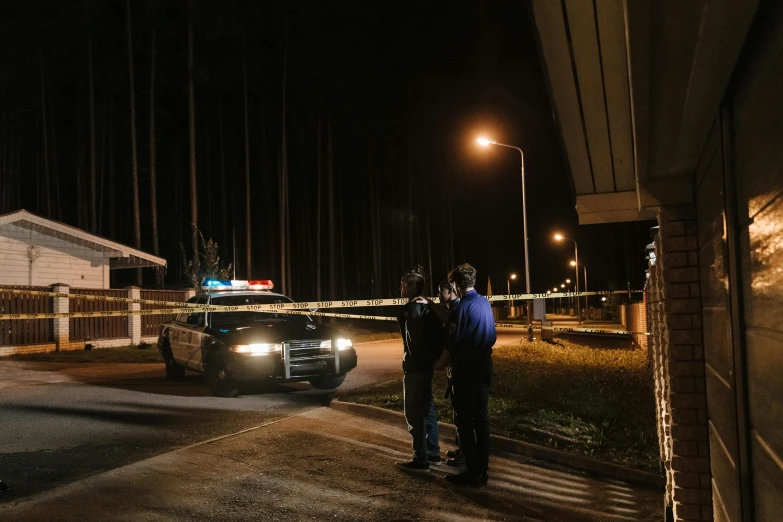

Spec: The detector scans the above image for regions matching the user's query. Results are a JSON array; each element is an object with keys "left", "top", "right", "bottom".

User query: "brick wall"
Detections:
[{"left": 648, "top": 206, "right": 713, "bottom": 521}]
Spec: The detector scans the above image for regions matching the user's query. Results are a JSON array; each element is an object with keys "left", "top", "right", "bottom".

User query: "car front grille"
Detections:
[{"left": 287, "top": 339, "right": 328, "bottom": 359}]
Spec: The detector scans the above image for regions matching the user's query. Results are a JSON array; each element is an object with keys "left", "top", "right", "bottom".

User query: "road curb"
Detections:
[{"left": 329, "top": 399, "right": 664, "bottom": 488}]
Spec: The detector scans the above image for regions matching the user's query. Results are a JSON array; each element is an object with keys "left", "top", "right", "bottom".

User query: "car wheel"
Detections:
[
  {"left": 161, "top": 342, "right": 186, "bottom": 381},
  {"left": 308, "top": 375, "right": 346, "bottom": 390},
  {"left": 206, "top": 353, "right": 239, "bottom": 398}
]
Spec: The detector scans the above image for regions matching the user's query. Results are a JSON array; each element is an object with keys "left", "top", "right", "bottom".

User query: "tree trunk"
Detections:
[
  {"left": 88, "top": 34, "right": 97, "bottom": 233},
  {"left": 126, "top": 0, "right": 142, "bottom": 285},
  {"left": 49, "top": 93, "right": 61, "bottom": 221},
  {"left": 280, "top": 22, "right": 289, "bottom": 295},
  {"left": 407, "top": 149, "right": 413, "bottom": 267},
  {"left": 316, "top": 116, "right": 322, "bottom": 301},
  {"left": 98, "top": 102, "right": 107, "bottom": 234},
  {"left": 149, "top": 28, "right": 161, "bottom": 286},
  {"left": 187, "top": 0, "right": 199, "bottom": 277},
  {"left": 108, "top": 118, "right": 115, "bottom": 239},
  {"left": 219, "top": 98, "right": 228, "bottom": 260},
  {"left": 425, "top": 184, "right": 433, "bottom": 296},
  {"left": 243, "top": 40, "right": 252, "bottom": 278},
  {"left": 327, "top": 121, "right": 335, "bottom": 300},
  {"left": 38, "top": 43, "right": 51, "bottom": 218}
]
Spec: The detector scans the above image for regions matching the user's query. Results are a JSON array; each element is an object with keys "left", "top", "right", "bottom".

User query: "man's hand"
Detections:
[
  {"left": 413, "top": 296, "right": 429, "bottom": 305},
  {"left": 434, "top": 350, "right": 451, "bottom": 372}
]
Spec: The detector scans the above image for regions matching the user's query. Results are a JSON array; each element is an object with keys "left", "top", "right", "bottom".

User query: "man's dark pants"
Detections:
[
  {"left": 452, "top": 365, "right": 491, "bottom": 475},
  {"left": 403, "top": 371, "right": 435, "bottom": 462}
]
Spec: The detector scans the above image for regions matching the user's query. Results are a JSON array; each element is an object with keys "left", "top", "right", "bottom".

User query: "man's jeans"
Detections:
[
  {"left": 403, "top": 371, "right": 439, "bottom": 462},
  {"left": 425, "top": 396, "right": 440, "bottom": 458}
]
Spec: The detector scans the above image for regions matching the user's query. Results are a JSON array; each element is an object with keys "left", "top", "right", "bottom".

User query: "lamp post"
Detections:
[
  {"left": 508, "top": 273, "right": 517, "bottom": 316},
  {"left": 571, "top": 260, "right": 588, "bottom": 320},
  {"left": 478, "top": 137, "right": 532, "bottom": 336},
  {"left": 559, "top": 284, "right": 565, "bottom": 313},
  {"left": 555, "top": 233, "right": 581, "bottom": 326}
]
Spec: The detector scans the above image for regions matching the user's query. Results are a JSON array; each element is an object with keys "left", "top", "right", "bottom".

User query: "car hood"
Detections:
[{"left": 206, "top": 321, "right": 344, "bottom": 345}]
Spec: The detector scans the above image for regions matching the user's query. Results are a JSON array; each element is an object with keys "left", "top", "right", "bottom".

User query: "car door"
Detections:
[
  {"left": 182, "top": 297, "right": 208, "bottom": 370},
  {"left": 170, "top": 297, "right": 200, "bottom": 366}
]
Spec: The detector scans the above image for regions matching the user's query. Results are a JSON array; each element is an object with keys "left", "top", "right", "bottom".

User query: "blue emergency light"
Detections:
[{"left": 202, "top": 279, "right": 274, "bottom": 291}]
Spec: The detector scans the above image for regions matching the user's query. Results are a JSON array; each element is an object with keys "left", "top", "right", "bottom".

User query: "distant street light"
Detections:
[
  {"left": 508, "top": 273, "right": 517, "bottom": 315},
  {"left": 570, "top": 260, "right": 588, "bottom": 320},
  {"left": 478, "top": 137, "right": 532, "bottom": 337},
  {"left": 555, "top": 233, "right": 581, "bottom": 326}
]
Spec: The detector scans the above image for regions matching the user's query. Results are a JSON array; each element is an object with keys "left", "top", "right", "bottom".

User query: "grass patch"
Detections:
[
  {"left": 0, "top": 344, "right": 163, "bottom": 364},
  {"left": 341, "top": 338, "right": 659, "bottom": 472}
]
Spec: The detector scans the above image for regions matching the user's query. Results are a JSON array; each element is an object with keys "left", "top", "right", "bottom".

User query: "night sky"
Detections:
[{"left": 0, "top": 0, "right": 654, "bottom": 300}]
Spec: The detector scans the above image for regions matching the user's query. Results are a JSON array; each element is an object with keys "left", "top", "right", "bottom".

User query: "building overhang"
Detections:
[
  {"left": 529, "top": 0, "right": 758, "bottom": 223},
  {"left": 0, "top": 210, "right": 167, "bottom": 269}
]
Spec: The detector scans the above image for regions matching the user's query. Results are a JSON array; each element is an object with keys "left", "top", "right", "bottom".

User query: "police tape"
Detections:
[
  {"left": 0, "top": 305, "right": 643, "bottom": 336},
  {"left": 494, "top": 322, "right": 648, "bottom": 336},
  {"left": 0, "top": 287, "right": 643, "bottom": 314}
]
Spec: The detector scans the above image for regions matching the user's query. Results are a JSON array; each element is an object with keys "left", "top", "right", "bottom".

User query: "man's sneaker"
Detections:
[
  {"left": 427, "top": 454, "right": 442, "bottom": 463},
  {"left": 446, "top": 449, "right": 462, "bottom": 459},
  {"left": 396, "top": 460, "right": 429, "bottom": 470},
  {"left": 445, "top": 470, "right": 477, "bottom": 486},
  {"left": 446, "top": 454, "right": 466, "bottom": 467}
]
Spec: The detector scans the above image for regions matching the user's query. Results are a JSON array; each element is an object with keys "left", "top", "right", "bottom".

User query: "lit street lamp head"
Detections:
[
  {"left": 566, "top": 279, "right": 571, "bottom": 284},
  {"left": 560, "top": 284, "right": 565, "bottom": 288},
  {"left": 554, "top": 233, "right": 564, "bottom": 241},
  {"left": 510, "top": 273, "right": 517, "bottom": 280},
  {"left": 477, "top": 137, "right": 496, "bottom": 146},
  {"left": 570, "top": 260, "right": 576, "bottom": 266}
]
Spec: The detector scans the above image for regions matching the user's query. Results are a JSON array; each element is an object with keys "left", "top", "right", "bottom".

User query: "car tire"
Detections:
[
  {"left": 161, "top": 342, "right": 186, "bottom": 381},
  {"left": 206, "top": 353, "right": 239, "bottom": 398},
  {"left": 308, "top": 375, "right": 346, "bottom": 390}
]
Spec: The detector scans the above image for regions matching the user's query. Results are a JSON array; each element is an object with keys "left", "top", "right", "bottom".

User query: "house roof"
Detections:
[{"left": 0, "top": 210, "right": 166, "bottom": 269}]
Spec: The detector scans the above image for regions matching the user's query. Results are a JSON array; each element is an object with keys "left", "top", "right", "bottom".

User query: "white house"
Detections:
[{"left": 0, "top": 210, "right": 166, "bottom": 288}]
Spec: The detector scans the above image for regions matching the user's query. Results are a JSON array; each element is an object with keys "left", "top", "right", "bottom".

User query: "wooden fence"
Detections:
[
  {"left": 69, "top": 288, "right": 128, "bottom": 340},
  {"left": 0, "top": 286, "right": 53, "bottom": 346},
  {"left": 141, "top": 289, "right": 188, "bottom": 337}
]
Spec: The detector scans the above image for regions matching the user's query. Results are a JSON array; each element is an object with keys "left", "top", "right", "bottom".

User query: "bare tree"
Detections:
[
  {"left": 126, "top": 0, "right": 142, "bottom": 285},
  {"left": 187, "top": 0, "right": 199, "bottom": 277}
]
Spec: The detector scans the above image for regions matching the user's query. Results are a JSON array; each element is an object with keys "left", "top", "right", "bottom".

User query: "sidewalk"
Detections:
[{"left": 0, "top": 407, "right": 661, "bottom": 521}]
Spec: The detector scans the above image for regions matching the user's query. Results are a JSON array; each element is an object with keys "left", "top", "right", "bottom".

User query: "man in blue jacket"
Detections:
[{"left": 434, "top": 263, "right": 496, "bottom": 488}]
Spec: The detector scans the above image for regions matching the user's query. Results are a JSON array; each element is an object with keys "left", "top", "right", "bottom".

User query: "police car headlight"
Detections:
[
  {"left": 336, "top": 338, "right": 353, "bottom": 351},
  {"left": 232, "top": 343, "right": 282, "bottom": 356}
]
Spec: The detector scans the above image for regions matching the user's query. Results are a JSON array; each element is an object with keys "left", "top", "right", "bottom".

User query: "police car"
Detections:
[{"left": 158, "top": 280, "right": 358, "bottom": 397}]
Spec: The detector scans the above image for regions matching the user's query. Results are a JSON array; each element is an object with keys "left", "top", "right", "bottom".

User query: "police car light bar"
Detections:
[{"left": 202, "top": 280, "right": 275, "bottom": 291}]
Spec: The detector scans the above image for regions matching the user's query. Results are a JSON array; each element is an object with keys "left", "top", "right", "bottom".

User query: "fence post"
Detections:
[
  {"left": 127, "top": 286, "right": 141, "bottom": 345},
  {"left": 52, "top": 283, "right": 70, "bottom": 352}
]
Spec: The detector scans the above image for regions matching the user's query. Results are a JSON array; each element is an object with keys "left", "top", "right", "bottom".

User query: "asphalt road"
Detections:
[{"left": 0, "top": 330, "right": 660, "bottom": 520}]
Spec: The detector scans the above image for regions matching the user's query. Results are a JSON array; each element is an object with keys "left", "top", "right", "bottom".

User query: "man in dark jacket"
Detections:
[{"left": 396, "top": 266, "right": 443, "bottom": 470}]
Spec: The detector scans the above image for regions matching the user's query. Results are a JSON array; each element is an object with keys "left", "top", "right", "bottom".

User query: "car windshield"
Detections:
[{"left": 208, "top": 295, "right": 309, "bottom": 327}]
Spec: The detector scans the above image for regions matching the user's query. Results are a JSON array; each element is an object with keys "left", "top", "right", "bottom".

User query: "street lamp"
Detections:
[
  {"left": 555, "top": 233, "right": 581, "bottom": 326},
  {"left": 478, "top": 137, "right": 532, "bottom": 335},
  {"left": 507, "top": 273, "right": 517, "bottom": 296},
  {"left": 571, "top": 260, "right": 588, "bottom": 320}
]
